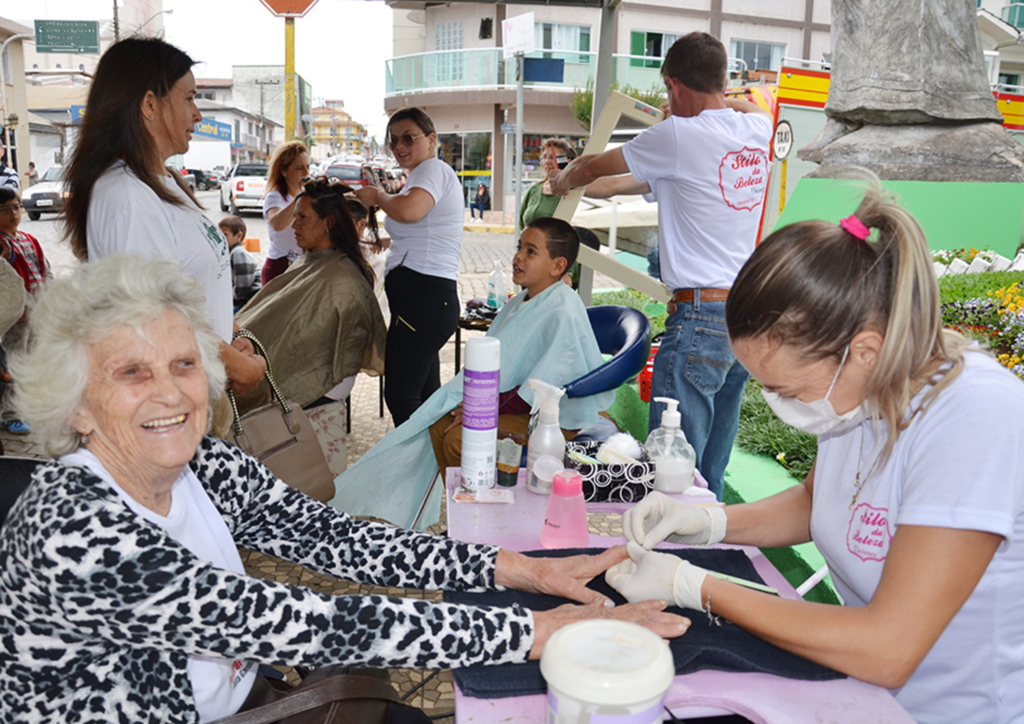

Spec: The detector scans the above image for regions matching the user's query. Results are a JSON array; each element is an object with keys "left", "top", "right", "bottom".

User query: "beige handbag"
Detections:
[{"left": 226, "top": 330, "right": 336, "bottom": 503}]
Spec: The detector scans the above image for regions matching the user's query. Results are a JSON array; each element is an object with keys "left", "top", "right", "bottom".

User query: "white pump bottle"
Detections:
[
  {"left": 645, "top": 397, "right": 696, "bottom": 493},
  {"left": 486, "top": 261, "right": 509, "bottom": 309},
  {"left": 526, "top": 379, "right": 565, "bottom": 494}
]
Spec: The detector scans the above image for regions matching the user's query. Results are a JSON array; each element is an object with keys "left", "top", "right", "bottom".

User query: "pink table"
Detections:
[{"left": 445, "top": 469, "right": 914, "bottom": 724}]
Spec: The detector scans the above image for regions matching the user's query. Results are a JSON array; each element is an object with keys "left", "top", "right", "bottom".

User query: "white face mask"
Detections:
[{"left": 761, "top": 345, "right": 866, "bottom": 436}]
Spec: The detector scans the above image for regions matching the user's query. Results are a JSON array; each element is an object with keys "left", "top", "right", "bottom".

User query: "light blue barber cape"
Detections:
[{"left": 330, "top": 282, "right": 615, "bottom": 530}]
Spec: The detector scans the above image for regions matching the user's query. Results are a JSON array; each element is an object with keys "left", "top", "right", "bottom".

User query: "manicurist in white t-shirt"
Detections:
[
  {"left": 353, "top": 107, "right": 464, "bottom": 425},
  {"left": 260, "top": 140, "right": 311, "bottom": 285},
  {"left": 62, "top": 37, "right": 266, "bottom": 418},
  {"left": 607, "top": 180, "right": 1024, "bottom": 724}
]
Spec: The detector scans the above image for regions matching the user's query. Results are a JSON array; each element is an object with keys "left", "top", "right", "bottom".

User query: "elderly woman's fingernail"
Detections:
[{"left": 603, "top": 599, "right": 614, "bottom": 608}]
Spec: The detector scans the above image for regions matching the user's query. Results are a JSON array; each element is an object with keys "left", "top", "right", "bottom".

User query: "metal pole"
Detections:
[
  {"left": 113, "top": 0, "right": 120, "bottom": 43},
  {"left": 284, "top": 18, "right": 297, "bottom": 141},
  {"left": 0, "top": 34, "right": 30, "bottom": 178},
  {"left": 254, "top": 78, "right": 279, "bottom": 159},
  {"left": 514, "top": 53, "right": 524, "bottom": 238},
  {"left": 591, "top": 0, "right": 618, "bottom": 133}
]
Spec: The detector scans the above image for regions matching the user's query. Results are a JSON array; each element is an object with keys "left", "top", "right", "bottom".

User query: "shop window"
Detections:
[
  {"left": 729, "top": 39, "right": 785, "bottom": 73},
  {"left": 535, "top": 23, "right": 590, "bottom": 64},
  {"left": 630, "top": 31, "right": 682, "bottom": 68}
]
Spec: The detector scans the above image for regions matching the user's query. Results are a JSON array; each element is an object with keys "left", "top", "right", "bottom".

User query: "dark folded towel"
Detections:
[{"left": 447, "top": 547, "right": 844, "bottom": 699}]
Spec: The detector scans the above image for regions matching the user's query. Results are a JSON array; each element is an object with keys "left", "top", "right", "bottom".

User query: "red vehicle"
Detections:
[{"left": 323, "top": 163, "right": 378, "bottom": 189}]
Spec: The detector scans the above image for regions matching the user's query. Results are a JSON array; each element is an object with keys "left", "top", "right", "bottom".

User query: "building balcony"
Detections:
[
  {"left": 1003, "top": 2, "right": 1024, "bottom": 27},
  {"left": 385, "top": 49, "right": 677, "bottom": 97}
]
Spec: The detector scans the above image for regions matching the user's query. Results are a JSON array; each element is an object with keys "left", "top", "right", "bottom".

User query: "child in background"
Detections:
[
  {"left": 427, "top": 216, "right": 605, "bottom": 470},
  {"left": 331, "top": 216, "right": 614, "bottom": 528},
  {"left": 218, "top": 215, "right": 261, "bottom": 311},
  {"left": 344, "top": 197, "right": 390, "bottom": 324},
  {"left": 0, "top": 187, "right": 49, "bottom": 434}
]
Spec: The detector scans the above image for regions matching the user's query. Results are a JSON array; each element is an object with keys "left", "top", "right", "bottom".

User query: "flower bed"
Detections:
[{"left": 937, "top": 255, "right": 1024, "bottom": 381}]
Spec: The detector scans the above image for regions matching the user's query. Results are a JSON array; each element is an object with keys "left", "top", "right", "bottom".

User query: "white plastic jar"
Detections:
[{"left": 540, "top": 619, "right": 674, "bottom": 724}]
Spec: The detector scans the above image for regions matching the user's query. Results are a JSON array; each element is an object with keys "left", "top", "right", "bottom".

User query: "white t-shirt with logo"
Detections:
[
  {"left": 811, "top": 351, "right": 1024, "bottom": 723},
  {"left": 60, "top": 449, "right": 257, "bottom": 723},
  {"left": 87, "top": 162, "right": 233, "bottom": 341},
  {"left": 383, "top": 157, "right": 463, "bottom": 280},
  {"left": 263, "top": 189, "right": 303, "bottom": 262},
  {"left": 621, "top": 109, "right": 771, "bottom": 291}
]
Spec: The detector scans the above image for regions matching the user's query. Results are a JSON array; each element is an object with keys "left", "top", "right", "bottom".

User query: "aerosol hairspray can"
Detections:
[{"left": 461, "top": 337, "right": 501, "bottom": 490}]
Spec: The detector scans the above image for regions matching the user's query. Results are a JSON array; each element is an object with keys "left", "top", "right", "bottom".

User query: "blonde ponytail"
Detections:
[{"left": 727, "top": 171, "right": 968, "bottom": 463}]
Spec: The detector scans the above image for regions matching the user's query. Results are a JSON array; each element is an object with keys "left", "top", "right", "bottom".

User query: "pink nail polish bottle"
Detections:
[{"left": 540, "top": 470, "right": 590, "bottom": 549}]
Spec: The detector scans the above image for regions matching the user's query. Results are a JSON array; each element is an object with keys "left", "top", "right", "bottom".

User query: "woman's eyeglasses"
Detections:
[{"left": 388, "top": 132, "right": 425, "bottom": 149}]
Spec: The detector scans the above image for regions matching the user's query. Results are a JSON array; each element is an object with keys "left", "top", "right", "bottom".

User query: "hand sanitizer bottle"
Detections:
[
  {"left": 486, "top": 261, "right": 509, "bottom": 310},
  {"left": 645, "top": 397, "right": 695, "bottom": 493}
]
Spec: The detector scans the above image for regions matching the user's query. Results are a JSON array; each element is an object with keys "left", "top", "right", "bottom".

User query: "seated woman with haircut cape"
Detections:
[{"left": 233, "top": 179, "right": 386, "bottom": 414}]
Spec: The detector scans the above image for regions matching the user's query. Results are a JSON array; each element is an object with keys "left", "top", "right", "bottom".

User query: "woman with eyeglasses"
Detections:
[
  {"left": 519, "top": 138, "right": 577, "bottom": 230},
  {"left": 233, "top": 178, "right": 386, "bottom": 414},
  {"left": 63, "top": 37, "right": 266, "bottom": 435},
  {"left": 353, "top": 107, "right": 463, "bottom": 425}
]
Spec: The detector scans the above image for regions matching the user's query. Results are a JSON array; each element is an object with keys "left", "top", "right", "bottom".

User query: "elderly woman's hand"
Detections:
[
  {"left": 528, "top": 600, "right": 690, "bottom": 660},
  {"left": 220, "top": 341, "right": 267, "bottom": 395},
  {"left": 495, "top": 546, "right": 630, "bottom": 606}
]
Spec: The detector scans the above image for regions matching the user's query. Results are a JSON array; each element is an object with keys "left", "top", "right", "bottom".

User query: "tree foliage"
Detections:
[{"left": 570, "top": 77, "right": 667, "bottom": 130}]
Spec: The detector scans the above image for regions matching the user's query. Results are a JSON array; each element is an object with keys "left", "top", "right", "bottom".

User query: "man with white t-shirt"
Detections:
[{"left": 550, "top": 32, "right": 772, "bottom": 499}]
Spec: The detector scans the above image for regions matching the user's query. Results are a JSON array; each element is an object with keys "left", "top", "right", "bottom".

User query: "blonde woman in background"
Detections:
[{"left": 261, "top": 140, "right": 312, "bottom": 284}]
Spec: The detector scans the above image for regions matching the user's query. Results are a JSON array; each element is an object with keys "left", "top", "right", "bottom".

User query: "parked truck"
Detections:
[{"left": 220, "top": 163, "right": 269, "bottom": 215}]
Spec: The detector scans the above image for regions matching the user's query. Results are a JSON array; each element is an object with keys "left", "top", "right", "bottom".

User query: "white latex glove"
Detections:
[
  {"left": 605, "top": 541, "right": 710, "bottom": 611},
  {"left": 622, "top": 491, "right": 727, "bottom": 549}
]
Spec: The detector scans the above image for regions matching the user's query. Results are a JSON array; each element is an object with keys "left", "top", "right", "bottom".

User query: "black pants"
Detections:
[{"left": 384, "top": 266, "right": 459, "bottom": 426}]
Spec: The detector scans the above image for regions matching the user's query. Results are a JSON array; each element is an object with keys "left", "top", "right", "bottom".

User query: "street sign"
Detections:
[
  {"left": 34, "top": 20, "right": 99, "bottom": 54},
  {"left": 194, "top": 117, "right": 232, "bottom": 141},
  {"left": 502, "top": 12, "right": 535, "bottom": 59},
  {"left": 500, "top": 123, "right": 517, "bottom": 134},
  {"left": 772, "top": 120, "right": 794, "bottom": 161},
  {"left": 523, "top": 58, "right": 564, "bottom": 83},
  {"left": 259, "top": 0, "right": 319, "bottom": 18}
]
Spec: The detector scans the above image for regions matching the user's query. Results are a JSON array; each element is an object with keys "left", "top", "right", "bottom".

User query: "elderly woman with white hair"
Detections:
[{"left": 0, "top": 255, "right": 686, "bottom": 723}]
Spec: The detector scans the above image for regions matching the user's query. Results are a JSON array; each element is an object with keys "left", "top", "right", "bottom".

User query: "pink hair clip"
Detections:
[{"left": 839, "top": 215, "right": 870, "bottom": 241}]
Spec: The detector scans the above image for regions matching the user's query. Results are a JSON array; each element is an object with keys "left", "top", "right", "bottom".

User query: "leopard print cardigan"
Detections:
[{"left": 0, "top": 436, "right": 533, "bottom": 722}]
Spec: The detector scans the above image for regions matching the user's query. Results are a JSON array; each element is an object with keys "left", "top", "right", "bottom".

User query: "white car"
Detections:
[
  {"left": 22, "top": 166, "right": 66, "bottom": 221},
  {"left": 219, "top": 163, "right": 269, "bottom": 214}
]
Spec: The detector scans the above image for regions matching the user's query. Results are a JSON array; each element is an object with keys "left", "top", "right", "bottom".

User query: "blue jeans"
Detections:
[{"left": 649, "top": 297, "right": 748, "bottom": 500}]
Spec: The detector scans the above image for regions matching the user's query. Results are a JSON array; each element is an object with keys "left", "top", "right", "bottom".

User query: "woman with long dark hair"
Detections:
[
  {"left": 261, "top": 140, "right": 311, "bottom": 284},
  {"left": 352, "top": 107, "right": 462, "bottom": 425},
  {"left": 233, "top": 178, "right": 387, "bottom": 413},
  {"left": 62, "top": 36, "right": 265, "bottom": 422}
]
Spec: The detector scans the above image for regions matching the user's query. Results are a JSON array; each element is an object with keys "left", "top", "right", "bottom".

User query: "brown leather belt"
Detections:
[{"left": 667, "top": 288, "right": 729, "bottom": 315}]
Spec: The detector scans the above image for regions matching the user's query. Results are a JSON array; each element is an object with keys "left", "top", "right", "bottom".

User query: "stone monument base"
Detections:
[{"left": 798, "top": 122, "right": 1024, "bottom": 183}]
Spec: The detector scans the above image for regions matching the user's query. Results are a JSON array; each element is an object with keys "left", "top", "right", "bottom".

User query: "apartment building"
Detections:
[{"left": 310, "top": 100, "right": 369, "bottom": 161}]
